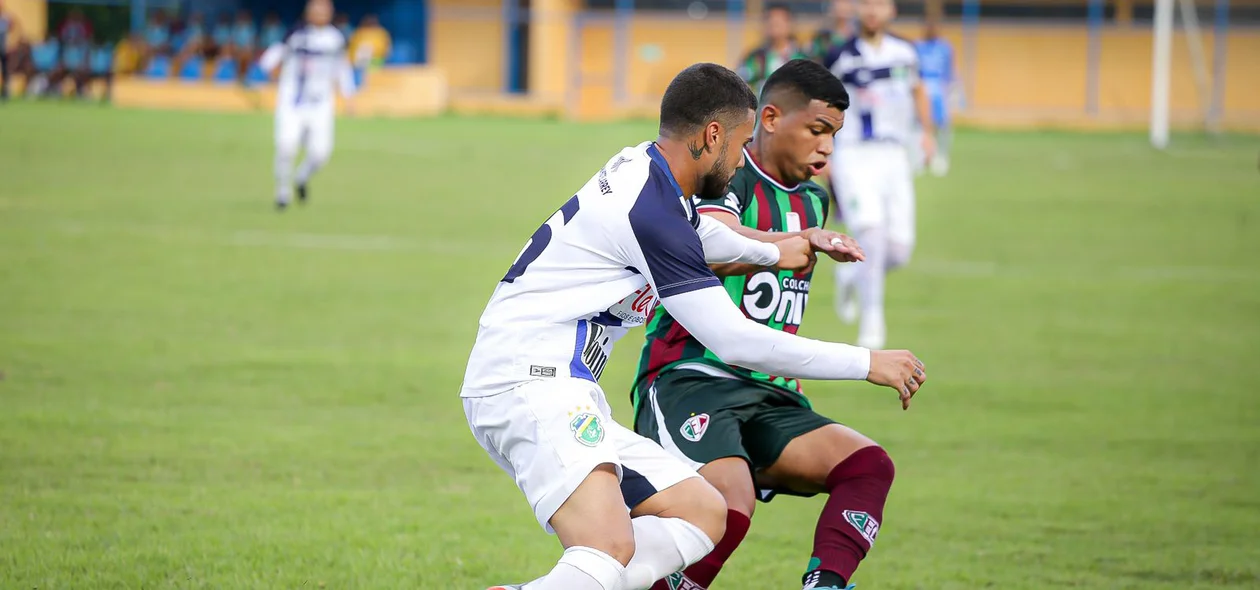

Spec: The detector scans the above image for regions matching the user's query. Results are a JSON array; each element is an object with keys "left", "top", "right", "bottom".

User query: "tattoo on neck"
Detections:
[{"left": 687, "top": 141, "right": 707, "bottom": 160}]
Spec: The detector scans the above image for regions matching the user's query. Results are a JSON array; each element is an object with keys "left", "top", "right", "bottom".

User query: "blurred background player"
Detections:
[
  {"left": 810, "top": 0, "right": 855, "bottom": 64},
  {"left": 825, "top": 0, "right": 935, "bottom": 350},
  {"left": 915, "top": 17, "right": 955, "bottom": 176},
  {"left": 260, "top": 0, "right": 356, "bottom": 211},
  {"left": 0, "top": 0, "right": 25, "bottom": 101},
  {"left": 737, "top": 2, "right": 809, "bottom": 96},
  {"left": 635, "top": 60, "right": 913, "bottom": 590}
]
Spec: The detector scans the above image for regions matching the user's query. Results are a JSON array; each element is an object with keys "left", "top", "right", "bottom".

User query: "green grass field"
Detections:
[{"left": 1, "top": 102, "right": 1258, "bottom": 589}]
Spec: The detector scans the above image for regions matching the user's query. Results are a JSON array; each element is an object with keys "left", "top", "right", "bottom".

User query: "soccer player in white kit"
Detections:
[
  {"left": 824, "top": 0, "right": 935, "bottom": 350},
  {"left": 461, "top": 63, "right": 927, "bottom": 590},
  {"left": 259, "top": 0, "right": 355, "bottom": 210}
]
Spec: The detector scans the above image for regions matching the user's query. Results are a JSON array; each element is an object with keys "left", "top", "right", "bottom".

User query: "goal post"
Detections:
[{"left": 1150, "top": 0, "right": 1175, "bottom": 149}]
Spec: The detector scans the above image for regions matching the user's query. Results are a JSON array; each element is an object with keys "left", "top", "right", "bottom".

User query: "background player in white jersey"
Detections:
[
  {"left": 461, "top": 62, "right": 927, "bottom": 590},
  {"left": 259, "top": 0, "right": 355, "bottom": 211},
  {"left": 824, "top": 0, "right": 935, "bottom": 350}
]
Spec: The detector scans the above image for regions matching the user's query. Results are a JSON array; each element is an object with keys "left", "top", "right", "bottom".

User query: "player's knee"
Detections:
[
  {"left": 597, "top": 531, "right": 637, "bottom": 566},
  {"left": 855, "top": 445, "right": 895, "bottom": 484},
  {"left": 688, "top": 478, "right": 729, "bottom": 545}
]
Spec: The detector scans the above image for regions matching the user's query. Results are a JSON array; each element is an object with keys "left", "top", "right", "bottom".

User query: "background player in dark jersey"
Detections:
[
  {"left": 737, "top": 2, "right": 811, "bottom": 96},
  {"left": 634, "top": 60, "right": 917, "bottom": 590},
  {"left": 810, "top": 0, "right": 855, "bottom": 64}
]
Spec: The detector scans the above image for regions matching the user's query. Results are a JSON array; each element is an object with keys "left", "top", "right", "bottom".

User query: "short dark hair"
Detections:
[
  {"left": 760, "top": 58, "right": 850, "bottom": 112},
  {"left": 659, "top": 63, "right": 758, "bottom": 137},
  {"left": 765, "top": 2, "right": 793, "bottom": 15}
]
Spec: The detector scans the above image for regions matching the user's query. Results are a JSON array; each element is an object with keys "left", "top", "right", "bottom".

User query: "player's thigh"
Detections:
[
  {"left": 835, "top": 149, "right": 886, "bottom": 232},
  {"left": 463, "top": 378, "right": 623, "bottom": 534},
  {"left": 304, "top": 107, "right": 335, "bottom": 158},
  {"left": 756, "top": 416, "right": 879, "bottom": 496},
  {"left": 274, "top": 109, "right": 304, "bottom": 154},
  {"left": 884, "top": 148, "right": 917, "bottom": 255}
]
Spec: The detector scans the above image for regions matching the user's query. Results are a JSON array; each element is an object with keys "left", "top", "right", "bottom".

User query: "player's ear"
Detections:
[
  {"left": 760, "top": 104, "right": 780, "bottom": 133},
  {"left": 705, "top": 121, "right": 723, "bottom": 150}
]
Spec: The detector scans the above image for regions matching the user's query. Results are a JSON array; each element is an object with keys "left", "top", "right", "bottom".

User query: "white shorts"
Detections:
[
  {"left": 275, "top": 102, "right": 334, "bottom": 156},
  {"left": 463, "top": 378, "right": 699, "bottom": 533},
  {"left": 831, "top": 141, "right": 916, "bottom": 248}
]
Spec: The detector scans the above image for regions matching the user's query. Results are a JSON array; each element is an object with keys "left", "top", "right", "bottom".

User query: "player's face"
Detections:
[
  {"left": 858, "top": 0, "right": 894, "bottom": 35},
  {"left": 831, "top": 0, "right": 855, "bottom": 21},
  {"left": 698, "top": 110, "right": 756, "bottom": 200},
  {"left": 306, "top": 0, "right": 333, "bottom": 26},
  {"left": 766, "top": 100, "right": 845, "bottom": 185},
  {"left": 765, "top": 9, "right": 792, "bottom": 44}
]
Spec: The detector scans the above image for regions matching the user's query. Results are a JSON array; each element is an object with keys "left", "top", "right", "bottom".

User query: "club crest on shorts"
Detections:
[
  {"left": 679, "top": 413, "right": 710, "bottom": 442},
  {"left": 569, "top": 413, "right": 605, "bottom": 447},
  {"left": 842, "top": 509, "right": 880, "bottom": 546}
]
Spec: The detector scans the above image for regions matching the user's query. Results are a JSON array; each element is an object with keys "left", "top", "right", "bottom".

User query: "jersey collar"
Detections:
[
  {"left": 647, "top": 142, "right": 684, "bottom": 197},
  {"left": 743, "top": 147, "right": 801, "bottom": 193}
]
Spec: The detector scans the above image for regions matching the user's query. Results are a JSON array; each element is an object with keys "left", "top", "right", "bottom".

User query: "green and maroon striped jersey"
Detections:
[{"left": 632, "top": 149, "right": 830, "bottom": 408}]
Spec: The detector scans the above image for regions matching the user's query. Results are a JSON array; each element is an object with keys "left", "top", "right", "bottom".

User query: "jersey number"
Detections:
[{"left": 502, "top": 196, "right": 581, "bottom": 283}]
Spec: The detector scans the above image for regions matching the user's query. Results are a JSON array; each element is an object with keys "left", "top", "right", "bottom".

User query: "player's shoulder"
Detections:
[{"left": 885, "top": 33, "right": 920, "bottom": 58}]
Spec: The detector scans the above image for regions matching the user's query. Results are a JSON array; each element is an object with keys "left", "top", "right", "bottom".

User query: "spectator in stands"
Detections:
[
  {"left": 259, "top": 11, "right": 286, "bottom": 56},
  {"left": 88, "top": 43, "right": 113, "bottom": 101},
  {"left": 57, "top": 8, "right": 93, "bottom": 46},
  {"left": 140, "top": 9, "right": 173, "bottom": 68},
  {"left": 113, "top": 32, "right": 143, "bottom": 76},
  {"left": 334, "top": 12, "right": 353, "bottom": 38},
  {"left": 348, "top": 14, "right": 390, "bottom": 69},
  {"left": 174, "top": 12, "right": 208, "bottom": 71},
  {"left": 811, "top": 0, "right": 854, "bottom": 63},
  {"left": 209, "top": 13, "right": 232, "bottom": 60},
  {"left": 737, "top": 2, "right": 809, "bottom": 95},
  {"left": 46, "top": 35, "right": 89, "bottom": 97},
  {"left": 1, "top": 0, "right": 31, "bottom": 101},
  {"left": 230, "top": 9, "right": 257, "bottom": 79}
]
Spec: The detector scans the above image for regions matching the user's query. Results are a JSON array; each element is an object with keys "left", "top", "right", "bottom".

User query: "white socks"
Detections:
[
  {"left": 524, "top": 546, "right": 625, "bottom": 590},
  {"left": 295, "top": 151, "right": 329, "bottom": 186},
  {"left": 621, "top": 516, "right": 715, "bottom": 590}
]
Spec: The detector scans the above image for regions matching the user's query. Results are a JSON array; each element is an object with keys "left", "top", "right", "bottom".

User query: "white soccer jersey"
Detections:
[
  {"left": 259, "top": 24, "right": 355, "bottom": 109},
  {"left": 461, "top": 142, "right": 722, "bottom": 397},
  {"left": 826, "top": 35, "right": 921, "bottom": 145}
]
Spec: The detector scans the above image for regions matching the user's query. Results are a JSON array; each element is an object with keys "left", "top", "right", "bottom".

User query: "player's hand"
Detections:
[
  {"left": 920, "top": 132, "right": 938, "bottom": 165},
  {"left": 774, "top": 236, "right": 816, "bottom": 273},
  {"left": 342, "top": 98, "right": 357, "bottom": 116},
  {"left": 801, "top": 228, "right": 864, "bottom": 263},
  {"left": 866, "top": 350, "right": 926, "bottom": 410}
]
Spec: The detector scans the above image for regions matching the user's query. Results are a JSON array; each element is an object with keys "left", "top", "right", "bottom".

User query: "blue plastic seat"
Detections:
[
  {"left": 212, "top": 58, "right": 238, "bottom": 83},
  {"left": 244, "top": 62, "right": 270, "bottom": 86},
  {"left": 179, "top": 56, "right": 205, "bottom": 80},
  {"left": 145, "top": 55, "right": 172, "bottom": 78}
]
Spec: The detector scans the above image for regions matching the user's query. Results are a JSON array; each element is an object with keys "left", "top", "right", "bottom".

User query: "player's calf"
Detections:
[{"left": 804, "top": 445, "right": 895, "bottom": 589}]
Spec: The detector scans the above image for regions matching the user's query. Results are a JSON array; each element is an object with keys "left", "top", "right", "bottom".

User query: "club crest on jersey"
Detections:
[
  {"left": 665, "top": 572, "right": 704, "bottom": 590},
  {"left": 842, "top": 510, "right": 880, "bottom": 546},
  {"left": 570, "top": 413, "right": 605, "bottom": 447},
  {"left": 679, "top": 413, "right": 710, "bottom": 442}
]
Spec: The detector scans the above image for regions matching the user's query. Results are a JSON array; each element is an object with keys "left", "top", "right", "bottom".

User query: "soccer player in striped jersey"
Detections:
[
  {"left": 825, "top": 0, "right": 935, "bottom": 350},
  {"left": 633, "top": 60, "right": 916, "bottom": 590},
  {"left": 260, "top": 0, "right": 356, "bottom": 210},
  {"left": 465, "top": 63, "right": 926, "bottom": 590}
]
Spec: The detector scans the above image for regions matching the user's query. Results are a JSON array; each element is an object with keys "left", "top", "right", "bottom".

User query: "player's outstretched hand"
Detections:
[
  {"left": 774, "top": 236, "right": 817, "bottom": 273},
  {"left": 866, "top": 350, "right": 927, "bottom": 410},
  {"left": 802, "top": 228, "right": 865, "bottom": 263}
]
